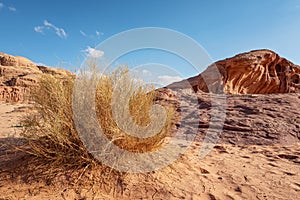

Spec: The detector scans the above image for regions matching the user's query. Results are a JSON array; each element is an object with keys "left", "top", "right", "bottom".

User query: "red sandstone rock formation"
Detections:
[
  {"left": 157, "top": 49, "right": 300, "bottom": 146},
  {"left": 168, "top": 49, "right": 300, "bottom": 94},
  {"left": 0, "top": 52, "right": 71, "bottom": 102}
]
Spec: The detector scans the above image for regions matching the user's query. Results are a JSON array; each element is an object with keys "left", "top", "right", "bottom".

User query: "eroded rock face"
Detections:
[
  {"left": 155, "top": 89, "right": 300, "bottom": 146},
  {"left": 0, "top": 53, "right": 36, "bottom": 68},
  {"left": 0, "top": 52, "right": 72, "bottom": 102},
  {"left": 158, "top": 49, "right": 300, "bottom": 146},
  {"left": 169, "top": 50, "right": 300, "bottom": 94}
]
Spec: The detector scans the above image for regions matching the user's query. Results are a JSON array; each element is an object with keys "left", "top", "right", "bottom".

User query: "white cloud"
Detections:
[
  {"left": 96, "top": 31, "right": 103, "bottom": 36},
  {"left": 43, "top": 20, "right": 67, "bottom": 38},
  {"left": 158, "top": 75, "right": 183, "bottom": 85},
  {"left": 8, "top": 6, "right": 16, "bottom": 11},
  {"left": 79, "top": 30, "right": 103, "bottom": 38},
  {"left": 35, "top": 62, "right": 46, "bottom": 66},
  {"left": 142, "top": 69, "right": 151, "bottom": 75},
  {"left": 34, "top": 26, "right": 44, "bottom": 33},
  {"left": 80, "top": 30, "right": 87, "bottom": 37},
  {"left": 84, "top": 46, "right": 104, "bottom": 58},
  {"left": 34, "top": 20, "right": 67, "bottom": 39},
  {"left": 0, "top": 3, "right": 17, "bottom": 12}
]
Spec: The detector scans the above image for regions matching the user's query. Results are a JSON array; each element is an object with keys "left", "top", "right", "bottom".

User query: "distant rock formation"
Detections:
[
  {"left": 0, "top": 52, "right": 71, "bottom": 102},
  {"left": 168, "top": 50, "right": 300, "bottom": 94}
]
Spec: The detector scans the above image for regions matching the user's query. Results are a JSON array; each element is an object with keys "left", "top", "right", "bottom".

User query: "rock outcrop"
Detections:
[
  {"left": 168, "top": 49, "right": 300, "bottom": 94},
  {"left": 0, "top": 52, "right": 71, "bottom": 102},
  {"left": 155, "top": 88, "right": 300, "bottom": 146},
  {"left": 0, "top": 52, "right": 36, "bottom": 67},
  {"left": 157, "top": 49, "right": 300, "bottom": 146}
]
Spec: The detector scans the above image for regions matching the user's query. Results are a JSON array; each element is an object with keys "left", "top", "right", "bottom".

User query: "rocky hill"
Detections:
[
  {"left": 157, "top": 50, "right": 300, "bottom": 146},
  {"left": 0, "top": 52, "right": 71, "bottom": 102},
  {"left": 168, "top": 49, "right": 300, "bottom": 94}
]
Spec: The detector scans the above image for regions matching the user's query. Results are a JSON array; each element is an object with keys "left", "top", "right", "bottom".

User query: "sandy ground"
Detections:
[
  {"left": 0, "top": 103, "right": 30, "bottom": 138},
  {"left": 0, "top": 102, "right": 299, "bottom": 199}
]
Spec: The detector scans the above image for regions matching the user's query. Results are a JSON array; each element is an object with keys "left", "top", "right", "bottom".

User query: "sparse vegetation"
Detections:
[
  {"left": 21, "top": 64, "right": 174, "bottom": 173},
  {"left": 95, "top": 68, "right": 174, "bottom": 153}
]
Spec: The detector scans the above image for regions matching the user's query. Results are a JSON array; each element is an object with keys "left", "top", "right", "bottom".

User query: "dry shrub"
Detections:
[
  {"left": 21, "top": 65, "right": 174, "bottom": 171},
  {"left": 21, "top": 75, "right": 94, "bottom": 168},
  {"left": 95, "top": 68, "right": 174, "bottom": 152}
]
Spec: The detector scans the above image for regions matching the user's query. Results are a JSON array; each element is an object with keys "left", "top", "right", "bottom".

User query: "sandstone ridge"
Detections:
[
  {"left": 168, "top": 49, "right": 300, "bottom": 94},
  {"left": 0, "top": 52, "right": 71, "bottom": 102}
]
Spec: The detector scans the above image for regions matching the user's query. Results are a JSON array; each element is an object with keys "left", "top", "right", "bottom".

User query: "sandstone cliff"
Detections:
[
  {"left": 168, "top": 49, "right": 300, "bottom": 94},
  {"left": 157, "top": 49, "right": 300, "bottom": 146},
  {"left": 0, "top": 52, "right": 71, "bottom": 102}
]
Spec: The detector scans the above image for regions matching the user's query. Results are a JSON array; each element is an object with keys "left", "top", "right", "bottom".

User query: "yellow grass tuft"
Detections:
[
  {"left": 21, "top": 65, "right": 174, "bottom": 171},
  {"left": 95, "top": 67, "right": 174, "bottom": 153}
]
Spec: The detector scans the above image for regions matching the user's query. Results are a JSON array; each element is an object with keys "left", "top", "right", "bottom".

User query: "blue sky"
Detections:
[{"left": 1, "top": 0, "right": 300, "bottom": 79}]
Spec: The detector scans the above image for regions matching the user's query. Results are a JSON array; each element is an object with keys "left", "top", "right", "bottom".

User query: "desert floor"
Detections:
[{"left": 0, "top": 102, "right": 299, "bottom": 200}]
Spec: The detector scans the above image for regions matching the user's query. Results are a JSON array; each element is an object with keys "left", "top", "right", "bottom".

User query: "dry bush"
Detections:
[
  {"left": 21, "top": 66, "right": 174, "bottom": 171},
  {"left": 95, "top": 68, "right": 174, "bottom": 153},
  {"left": 21, "top": 75, "right": 94, "bottom": 168}
]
